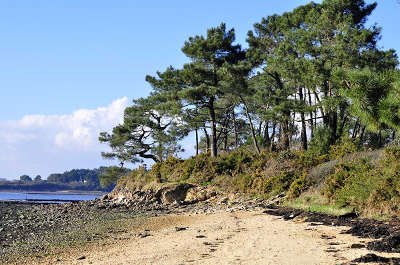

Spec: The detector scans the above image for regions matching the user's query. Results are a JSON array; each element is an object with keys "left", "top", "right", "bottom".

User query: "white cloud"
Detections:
[{"left": 0, "top": 97, "right": 128, "bottom": 180}]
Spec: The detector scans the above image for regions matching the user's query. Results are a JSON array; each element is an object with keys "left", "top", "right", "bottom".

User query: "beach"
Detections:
[{"left": 3, "top": 199, "right": 400, "bottom": 265}]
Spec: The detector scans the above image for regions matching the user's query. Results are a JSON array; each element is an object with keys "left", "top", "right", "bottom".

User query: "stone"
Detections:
[{"left": 350, "top": 243, "right": 365, "bottom": 249}]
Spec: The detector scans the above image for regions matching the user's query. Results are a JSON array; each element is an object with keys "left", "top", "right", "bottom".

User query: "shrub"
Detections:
[
  {"left": 320, "top": 145, "right": 400, "bottom": 216},
  {"left": 294, "top": 149, "right": 328, "bottom": 168},
  {"left": 287, "top": 172, "right": 312, "bottom": 199},
  {"left": 322, "top": 159, "right": 376, "bottom": 206},
  {"left": 263, "top": 171, "right": 297, "bottom": 196},
  {"left": 329, "top": 138, "right": 358, "bottom": 160}
]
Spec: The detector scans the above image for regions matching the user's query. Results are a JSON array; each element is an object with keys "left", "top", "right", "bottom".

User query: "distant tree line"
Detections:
[
  {"left": 100, "top": 0, "right": 400, "bottom": 182},
  {"left": 0, "top": 167, "right": 124, "bottom": 192}
]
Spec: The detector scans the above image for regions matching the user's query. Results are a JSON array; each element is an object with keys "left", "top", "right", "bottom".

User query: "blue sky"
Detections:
[{"left": 0, "top": 0, "right": 399, "bottom": 179}]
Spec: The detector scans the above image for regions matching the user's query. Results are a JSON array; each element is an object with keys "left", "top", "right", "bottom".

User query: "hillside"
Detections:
[{"left": 110, "top": 141, "right": 400, "bottom": 219}]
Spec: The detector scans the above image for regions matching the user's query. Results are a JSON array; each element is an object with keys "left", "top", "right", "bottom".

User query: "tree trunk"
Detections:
[
  {"left": 258, "top": 121, "right": 263, "bottom": 136},
  {"left": 209, "top": 97, "right": 218, "bottom": 157},
  {"left": 203, "top": 128, "right": 210, "bottom": 152},
  {"left": 281, "top": 114, "right": 290, "bottom": 150},
  {"left": 223, "top": 132, "right": 228, "bottom": 151},
  {"left": 359, "top": 126, "right": 366, "bottom": 148},
  {"left": 328, "top": 111, "right": 338, "bottom": 146},
  {"left": 263, "top": 121, "right": 270, "bottom": 150},
  {"left": 195, "top": 128, "right": 199, "bottom": 155},
  {"left": 232, "top": 109, "right": 238, "bottom": 148},
  {"left": 299, "top": 87, "right": 308, "bottom": 150},
  {"left": 271, "top": 120, "right": 276, "bottom": 151},
  {"left": 313, "top": 91, "right": 326, "bottom": 125},
  {"left": 240, "top": 96, "right": 260, "bottom": 154},
  {"left": 307, "top": 88, "right": 314, "bottom": 137},
  {"left": 352, "top": 120, "right": 360, "bottom": 139}
]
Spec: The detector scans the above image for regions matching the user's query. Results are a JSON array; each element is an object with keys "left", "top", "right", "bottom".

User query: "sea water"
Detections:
[{"left": 0, "top": 191, "right": 102, "bottom": 203}]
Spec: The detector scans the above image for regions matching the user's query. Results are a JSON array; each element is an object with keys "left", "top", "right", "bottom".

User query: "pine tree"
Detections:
[
  {"left": 147, "top": 23, "right": 246, "bottom": 157},
  {"left": 99, "top": 93, "right": 186, "bottom": 166}
]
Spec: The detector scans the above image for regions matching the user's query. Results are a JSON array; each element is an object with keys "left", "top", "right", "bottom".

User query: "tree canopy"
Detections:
[{"left": 100, "top": 0, "right": 399, "bottom": 170}]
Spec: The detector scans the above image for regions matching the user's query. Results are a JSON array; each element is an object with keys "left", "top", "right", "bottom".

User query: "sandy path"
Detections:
[{"left": 34, "top": 210, "right": 400, "bottom": 265}]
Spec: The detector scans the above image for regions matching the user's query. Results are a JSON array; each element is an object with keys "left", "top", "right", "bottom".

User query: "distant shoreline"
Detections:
[{"left": 0, "top": 190, "right": 107, "bottom": 195}]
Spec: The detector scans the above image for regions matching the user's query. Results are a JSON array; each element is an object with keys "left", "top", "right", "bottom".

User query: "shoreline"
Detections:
[
  {"left": 2, "top": 198, "right": 400, "bottom": 264},
  {"left": 0, "top": 190, "right": 106, "bottom": 195}
]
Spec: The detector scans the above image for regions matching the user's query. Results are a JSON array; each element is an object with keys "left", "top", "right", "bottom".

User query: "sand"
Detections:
[{"left": 26, "top": 209, "right": 400, "bottom": 265}]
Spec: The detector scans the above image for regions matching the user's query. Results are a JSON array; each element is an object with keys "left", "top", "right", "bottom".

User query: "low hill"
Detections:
[{"left": 110, "top": 141, "right": 400, "bottom": 219}]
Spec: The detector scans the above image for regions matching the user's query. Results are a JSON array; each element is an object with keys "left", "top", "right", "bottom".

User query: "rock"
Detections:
[
  {"left": 218, "top": 197, "right": 228, "bottom": 204},
  {"left": 185, "top": 186, "right": 217, "bottom": 203},
  {"left": 160, "top": 184, "right": 193, "bottom": 204},
  {"left": 138, "top": 232, "right": 151, "bottom": 238},
  {"left": 338, "top": 211, "right": 358, "bottom": 219},
  {"left": 352, "top": 253, "right": 392, "bottom": 263},
  {"left": 350, "top": 243, "right": 365, "bottom": 249},
  {"left": 283, "top": 211, "right": 301, "bottom": 220}
]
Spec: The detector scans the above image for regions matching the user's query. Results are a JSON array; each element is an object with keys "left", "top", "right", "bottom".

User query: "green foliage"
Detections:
[
  {"left": 47, "top": 168, "right": 103, "bottom": 186},
  {"left": 328, "top": 138, "right": 358, "bottom": 160},
  {"left": 99, "top": 0, "right": 399, "bottom": 173},
  {"left": 97, "top": 1, "right": 400, "bottom": 221},
  {"left": 309, "top": 126, "right": 334, "bottom": 155},
  {"left": 383, "top": 145, "right": 400, "bottom": 161},
  {"left": 99, "top": 95, "right": 186, "bottom": 165},
  {"left": 99, "top": 166, "right": 131, "bottom": 188},
  {"left": 263, "top": 171, "right": 297, "bottom": 196},
  {"left": 342, "top": 69, "right": 400, "bottom": 133},
  {"left": 321, "top": 145, "right": 400, "bottom": 216},
  {"left": 19, "top": 175, "right": 32, "bottom": 182},
  {"left": 116, "top": 166, "right": 152, "bottom": 191},
  {"left": 287, "top": 172, "right": 312, "bottom": 199},
  {"left": 294, "top": 149, "right": 328, "bottom": 168},
  {"left": 322, "top": 159, "right": 377, "bottom": 207},
  {"left": 114, "top": 148, "right": 330, "bottom": 200},
  {"left": 146, "top": 23, "right": 247, "bottom": 158}
]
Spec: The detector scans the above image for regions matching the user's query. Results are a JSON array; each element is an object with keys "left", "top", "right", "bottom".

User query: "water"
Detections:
[{"left": 0, "top": 191, "right": 102, "bottom": 203}]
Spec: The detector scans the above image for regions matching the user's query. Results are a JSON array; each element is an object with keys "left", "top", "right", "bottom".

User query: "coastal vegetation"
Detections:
[{"left": 100, "top": 0, "right": 400, "bottom": 219}]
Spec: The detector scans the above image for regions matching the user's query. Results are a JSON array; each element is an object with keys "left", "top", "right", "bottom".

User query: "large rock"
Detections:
[
  {"left": 155, "top": 184, "right": 194, "bottom": 204},
  {"left": 184, "top": 186, "right": 217, "bottom": 203},
  {"left": 105, "top": 183, "right": 218, "bottom": 206}
]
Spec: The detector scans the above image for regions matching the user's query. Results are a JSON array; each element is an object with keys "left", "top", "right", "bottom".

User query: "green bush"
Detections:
[
  {"left": 263, "top": 171, "right": 297, "bottom": 196},
  {"left": 287, "top": 172, "right": 312, "bottom": 199},
  {"left": 322, "top": 159, "right": 376, "bottom": 206},
  {"left": 294, "top": 149, "right": 328, "bottom": 168},
  {"left": 329, "top": 138, "right": 358, "bottom": 160},
  {"left": 320, "top": 145, "right": 400, "bottom": 216}
]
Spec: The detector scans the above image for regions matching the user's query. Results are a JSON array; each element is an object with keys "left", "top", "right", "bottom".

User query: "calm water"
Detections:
[{"left": 0, "top": 191, "right": 102, "bottom": 203}]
